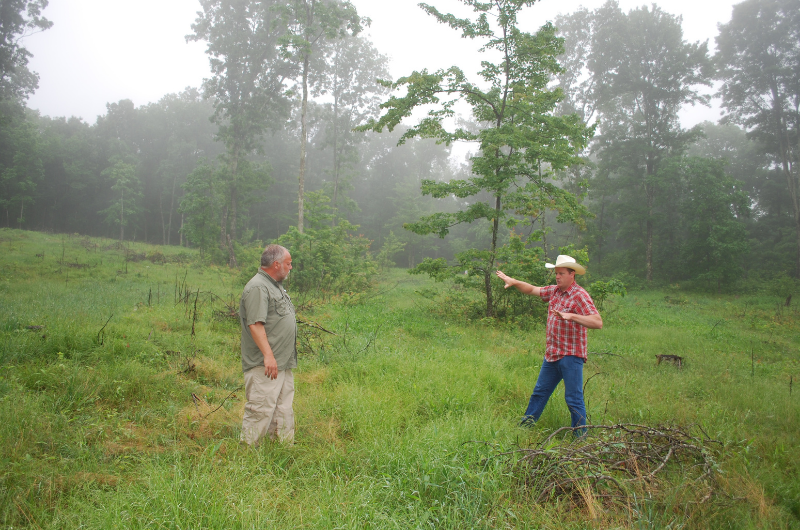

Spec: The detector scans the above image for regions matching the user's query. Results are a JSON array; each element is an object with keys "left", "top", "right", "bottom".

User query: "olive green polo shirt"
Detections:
[{"left": 239, "top": 269, "right": 297, "bottom": 373}]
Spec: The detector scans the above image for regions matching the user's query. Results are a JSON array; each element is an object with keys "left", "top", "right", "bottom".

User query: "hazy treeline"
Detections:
[
  {"left": 1, "top": 0, "right": 798, "bottom": 289},
  {"left": 552, "top": 0, "right": 800, "bottom": 286}
]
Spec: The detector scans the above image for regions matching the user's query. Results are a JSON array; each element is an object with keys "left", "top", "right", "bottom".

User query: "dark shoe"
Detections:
[{"left": 519, "top": 415, "right": 537, "bottom": 427}]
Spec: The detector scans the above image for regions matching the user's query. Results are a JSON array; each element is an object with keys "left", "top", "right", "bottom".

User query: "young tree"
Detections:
[
  {"left": 99, "top": 156, "right": 141, "bottom": 242},
  {"left": 179, "top": 161, "right": 222, "bottom": 257},
  {"left": 715, "top": 0, "right": 800, "bottom": 276},
  {"left": 188, "top": 0, "right": 294, "bottom": 265},
  {"left": 361, "top": 0, "right": 593, "bottom": 317},
  {"left": 280, "top": 0, "right": 361, "bottom": 233}
]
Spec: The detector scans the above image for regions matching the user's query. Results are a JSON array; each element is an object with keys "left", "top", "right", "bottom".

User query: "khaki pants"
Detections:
[{"left": 241, "top": 367, "right": 295, "bottom": 445}]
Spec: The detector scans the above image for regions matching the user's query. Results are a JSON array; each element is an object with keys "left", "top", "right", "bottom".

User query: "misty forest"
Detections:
[{"left": 1, "top": 0, "right": 799, "bottom": 528}]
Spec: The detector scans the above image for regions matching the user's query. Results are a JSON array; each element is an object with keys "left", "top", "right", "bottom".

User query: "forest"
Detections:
[{"left": 1, "top": 0, "right": 798, "bottom": 296}]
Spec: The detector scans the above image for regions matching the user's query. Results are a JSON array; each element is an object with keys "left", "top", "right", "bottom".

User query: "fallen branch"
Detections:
[
  {"left": 583, "top": 371, "right": 604, "bottom": 394},
  {"left": 203, "top": 386, "right": 243, "bottom": 418},
  {"left": 296, "top": 316, "right": 337, "bottom": 335},
  {"left": 355, "top": 282, "right": 400, "bottom": 302}
]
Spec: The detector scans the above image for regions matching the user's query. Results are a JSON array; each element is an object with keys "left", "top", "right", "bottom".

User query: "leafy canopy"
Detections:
[{"left": 360, "top": 0, "right": 594, "bottom": 317}]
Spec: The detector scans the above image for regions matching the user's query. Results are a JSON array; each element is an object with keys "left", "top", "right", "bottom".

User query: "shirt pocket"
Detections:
[{"left": 274, "top": 298, "right": 292, "bottom": 316}]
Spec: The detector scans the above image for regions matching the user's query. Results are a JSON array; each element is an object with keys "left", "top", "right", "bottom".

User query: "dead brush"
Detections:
[{"left": 489, "top": 424, "right": 723, "bottom": 509}]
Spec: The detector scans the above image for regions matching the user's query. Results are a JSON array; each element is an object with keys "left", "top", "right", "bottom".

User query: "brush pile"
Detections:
[{"left": 502, "top": 424, "right": 722, "bottom": 505}]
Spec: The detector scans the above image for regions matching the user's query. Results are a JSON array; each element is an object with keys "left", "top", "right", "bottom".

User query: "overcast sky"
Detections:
[{"left": 24, "top": 0, "right": 740, "bottom": 126}]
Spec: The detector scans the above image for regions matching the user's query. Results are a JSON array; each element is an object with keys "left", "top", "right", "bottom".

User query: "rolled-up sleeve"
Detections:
[{"left": 242, "top": 285, "right": 269, "bottom": 326}]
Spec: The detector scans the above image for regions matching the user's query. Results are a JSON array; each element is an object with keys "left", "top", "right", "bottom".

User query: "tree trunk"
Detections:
[
  {"left": 228, "top": 190, "right": 238, "bottom": 267},
  {"left": 298, "top": 52, "right": 309, "bottom": 234},
  {"left": 220, "top": 204, "right": 228, "bottom": 250},
  {"left": 222, "top": 143, "right": 240, "bottom": 264},
  {"left": 539, "top": 161, "right": 548, "bottom": 260},
  {"left": 772, "top": 84, "right": 800, "bottom": 277},
  {"left": 331, "top": 93, "right": 340, "bottom": 225},
  {"left": 160, "top": 194, "right": 166, "bottom": 245},
  {"left": 597, "top": 194, "right": 606, "bottom": 268},
  {"left": 120, "top": 188, "right": 125, "bottom": 242},
  {"left": 645, "top": 161, "right": 655, "bottom": 282},
  {"left": 486, "top": 194, "right": 501, "bottom": 318},
  {"left": 167, "top": 172, "right": 178, "bottom": 246}
]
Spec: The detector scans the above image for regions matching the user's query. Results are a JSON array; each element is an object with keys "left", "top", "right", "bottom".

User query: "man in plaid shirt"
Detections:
[{"left": 496, "top": 255, "right": 602, "bottom": 434}]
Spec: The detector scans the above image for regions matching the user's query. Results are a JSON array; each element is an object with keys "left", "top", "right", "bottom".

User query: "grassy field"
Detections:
[{"left": 1, "top": 228, "right": 798, "bottom": 529}]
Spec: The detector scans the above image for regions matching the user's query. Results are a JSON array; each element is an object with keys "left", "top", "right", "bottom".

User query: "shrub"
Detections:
[
  {"left": 587, "top": 278, "right": 627, "bottom": 311},
  {"left": 277, "top": 222, "right": 378, "bottom": 297}
]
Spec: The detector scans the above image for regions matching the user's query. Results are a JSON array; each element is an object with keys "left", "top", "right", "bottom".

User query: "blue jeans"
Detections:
[{"left": 523, "top": 355, "right": 587, "bottom": 431}]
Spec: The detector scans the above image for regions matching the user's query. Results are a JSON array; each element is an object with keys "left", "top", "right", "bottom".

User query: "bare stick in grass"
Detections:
[
  {"left": 203, "top": 386, "right": 243, "bottom": 418},
  {"left": 96, "top": 314, "right": 114, "bottom": 345}
]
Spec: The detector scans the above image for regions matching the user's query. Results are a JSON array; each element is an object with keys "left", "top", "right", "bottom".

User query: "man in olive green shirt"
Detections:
[{"left": 239, "top": 244, "right": 297, "bottom": 445}]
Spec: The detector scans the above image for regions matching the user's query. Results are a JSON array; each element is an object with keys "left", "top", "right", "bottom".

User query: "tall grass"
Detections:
[{"left": 1, "top": 228, "right": 798, "bottom": 528}]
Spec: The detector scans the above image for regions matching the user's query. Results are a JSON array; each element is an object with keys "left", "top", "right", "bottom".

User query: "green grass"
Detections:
[{"left": 1, "top": 228, "right": 798, "bottom": 529}]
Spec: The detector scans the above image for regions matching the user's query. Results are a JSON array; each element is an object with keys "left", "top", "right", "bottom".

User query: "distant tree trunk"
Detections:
[
  {"left": 179, "top": 214, "right": 184, "bottom": 247},
  {"left": 222, "top": 144, "right": 240, "bottom": 266},
  {"left": 331, "top": 93, "right": 340, "bottom": 225},
  {"left": 298, "top": 52, "right": 309, "bottom": 234},
  {"left": 160, "top": 195, "right": 166, "bottom": 245},
  {"left": 228, "top": 190, "right": 238, "bottom": 267},
  {"left": 120, "top": 188, "right": 125, "bottom": 242},
  {"left": 646, "top": 219, "right": 653, "bottom": 281},
  {"left": 597, "top": 194, "right": 606, "bottom": 268},
  {"left": 167, "top": 173, "right": 178, "bottom": 246},
  {"left": 645, "top": 158, "right": 655, "bottom": 282},
  {"left": 539, "top": 161, "right": 548, "bottom": 260},
  {"left": 220, "top": 203, "right": 228, "bottom": 250},
  {"left": 772, "top": 87, "right": 800, "bottom": 277}
]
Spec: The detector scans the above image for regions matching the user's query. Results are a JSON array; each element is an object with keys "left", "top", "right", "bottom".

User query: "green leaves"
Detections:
[
  {"left": 0, "top": 0, "right": 52, "bottom": 101},
  {"left": 98, "top": 156, "right": 142, "bottom": 242},
  {"left": 367, "top": 0, "right": 593, "bottom": 317},
  {"left": 715, "top": 0, "right": 800, "bottom": 275},
  {"left": 557, "top": 2, "right": 714, "bottom": 281},
  {"left": 277, "top": 214, "right": 378, "bottom": 295}
]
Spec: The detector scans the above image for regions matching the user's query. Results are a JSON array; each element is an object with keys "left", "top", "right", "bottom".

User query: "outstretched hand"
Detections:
[{"left": 495, "top": 270, "right": 514, "bottom": 289}]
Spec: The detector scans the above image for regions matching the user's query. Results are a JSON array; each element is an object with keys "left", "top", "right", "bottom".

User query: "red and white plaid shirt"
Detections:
[{"left": 539, "top": 282, "right": 598, "bottom": 363}]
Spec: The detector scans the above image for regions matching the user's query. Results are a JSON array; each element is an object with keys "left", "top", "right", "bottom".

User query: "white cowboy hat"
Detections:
[{"left": 545, "top": 255, "right": 586, "bottom": 275}]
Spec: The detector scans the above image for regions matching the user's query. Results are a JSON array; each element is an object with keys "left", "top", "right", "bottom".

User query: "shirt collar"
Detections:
[
  {"left": 558, "top": 281, "right": 578, "bottom": 296},
  {"left": 257, "top": 269, "right": 283, "bottom": 289}
]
